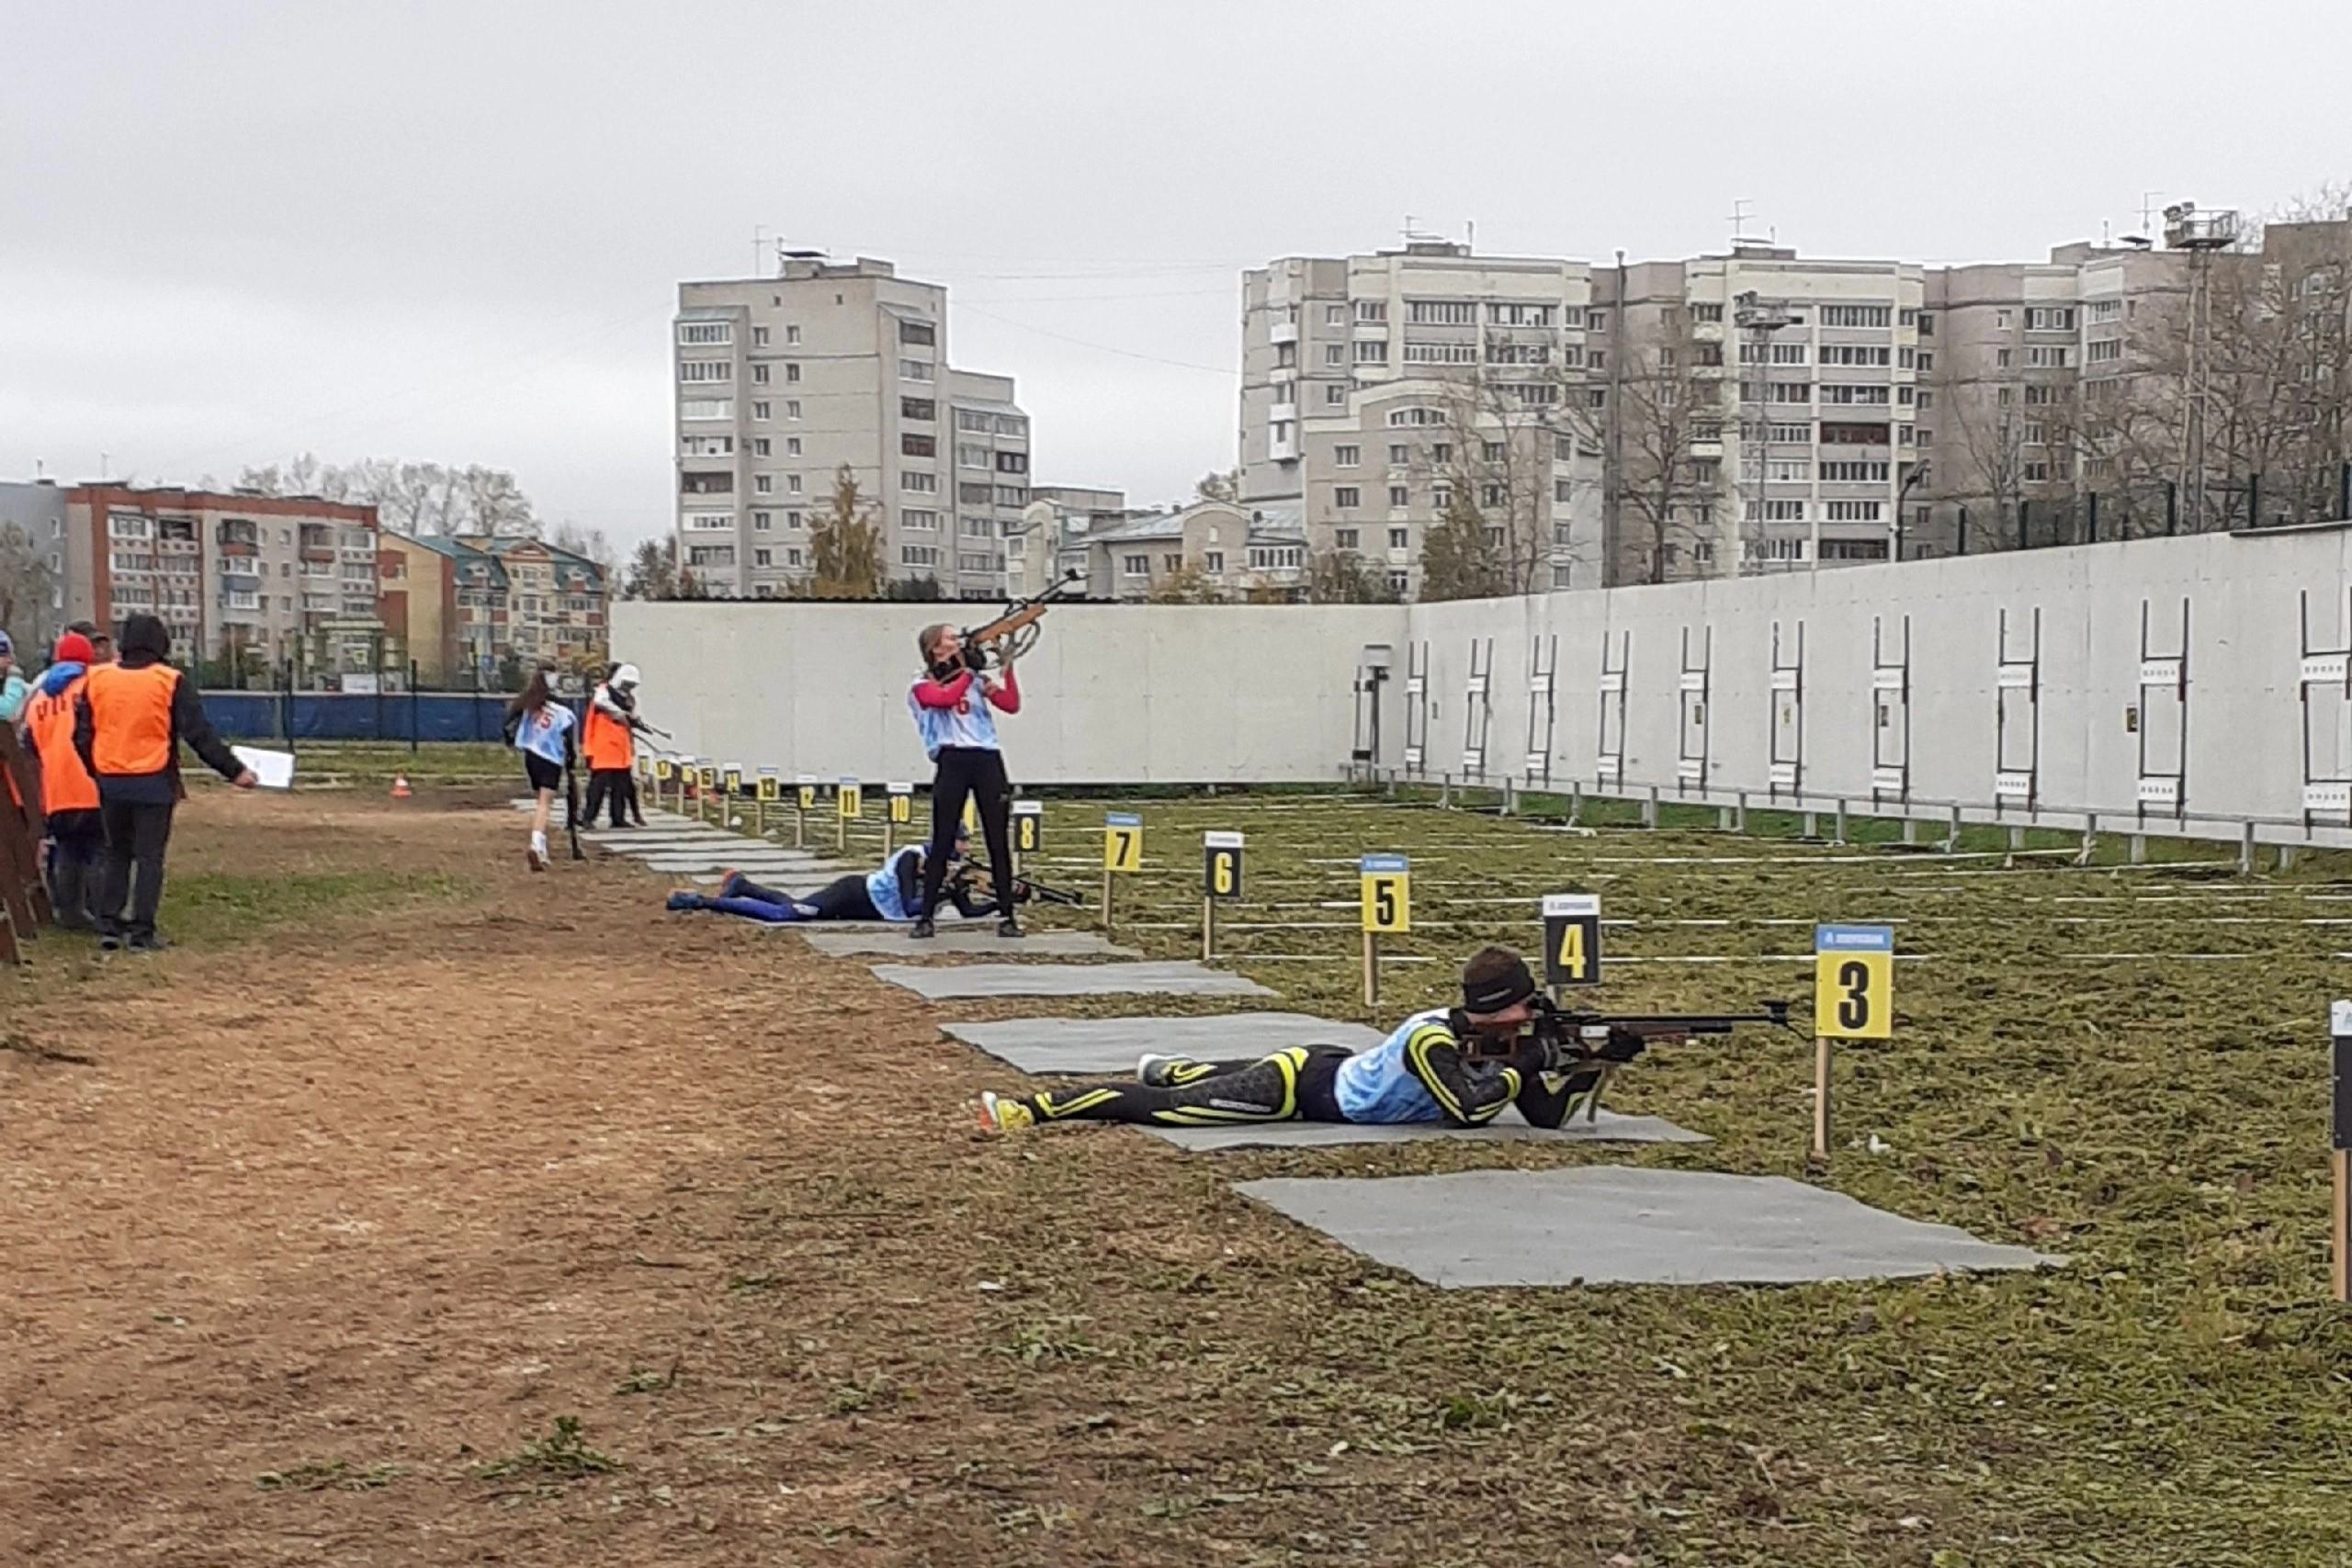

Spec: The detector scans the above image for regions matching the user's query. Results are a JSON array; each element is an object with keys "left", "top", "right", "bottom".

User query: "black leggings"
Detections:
[
  {"left": 919, "top": 746, "right": 1013, "bottom": 921},
  {"left": 1019, "top": 1045, "right": 1352, "bottom": 1127},
  {"left": 583, "top": 768, "right": 631, "bottom": 827},
  {"left": 733, "top": 872, "right": 880, "bottom": 920}
]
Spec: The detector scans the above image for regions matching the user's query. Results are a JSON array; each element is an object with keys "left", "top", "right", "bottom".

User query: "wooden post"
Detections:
[
  {"left": 1362, "top": 931, "right": 1379, "bottom": 1008},
  {"left": 1202, "top": 896, "right": 1215, "bottom": 962},
  {"left": 2333, "top": 1000, "right": 2350, "bottom": 1303},
  {"left": 836, "top": 805, "right": 847, "bottom": 852},
  {"left": 1833, "top": 798, "right": 1849, "bottom": 846},
  {"left": 1812, "top": 1034, "right": 1834, "bottom": 1162},
  {"left": 794, "top": 803, "right": 806, "bottom": 850},
  {"left": 1102, "top": 867, "right": 1114, "bottom": 935},
  {"left": 754, "top": 795, "right": 765, "bottom": 836}
]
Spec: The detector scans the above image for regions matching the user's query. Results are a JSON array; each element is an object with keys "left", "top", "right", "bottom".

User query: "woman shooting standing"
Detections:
[
  {"left": 906, "top": 623, "right": 1021, "bottom": 939},
  {"left": 503, "top": 668, "right": 576, "bottom": 871}
]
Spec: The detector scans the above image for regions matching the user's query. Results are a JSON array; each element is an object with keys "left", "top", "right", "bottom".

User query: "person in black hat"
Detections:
[{"left": 975, "top": 945, "right": 1635, "bottom": 1134}]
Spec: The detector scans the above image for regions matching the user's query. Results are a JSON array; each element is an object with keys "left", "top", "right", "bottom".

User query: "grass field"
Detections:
[{"left": 9, "top": 786, "right": 2351, "bottom": 1565}]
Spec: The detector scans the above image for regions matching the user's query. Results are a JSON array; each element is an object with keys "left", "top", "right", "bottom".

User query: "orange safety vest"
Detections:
[
  {"left": 581, "top": 700, "right": 632, "bottom": 771},
  {"left": 24, "top": 673, "right": 100, "bottom": 812},
  {"left": 83, "top": 661, "right": 182, "bottom": 776}
]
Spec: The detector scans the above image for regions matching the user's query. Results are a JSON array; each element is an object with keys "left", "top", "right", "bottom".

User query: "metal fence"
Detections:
[{"left": 202, "top": 690, "right": 514, "bottom": 744}]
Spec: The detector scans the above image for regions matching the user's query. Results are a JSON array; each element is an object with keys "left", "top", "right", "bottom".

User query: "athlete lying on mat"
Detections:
[
  {"left": 665, "top": 829, "right": 1011, "bottom": 924},
  {"left": 974, "top": 945, "right": 1643, "bottom": 1133}
]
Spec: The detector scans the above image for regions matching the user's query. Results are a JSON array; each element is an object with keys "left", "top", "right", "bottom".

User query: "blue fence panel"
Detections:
[{"left": 199, "top": 691, "right": 512, "bottom": 743}]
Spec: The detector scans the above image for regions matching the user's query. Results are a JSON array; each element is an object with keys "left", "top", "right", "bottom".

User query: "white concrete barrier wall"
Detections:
[{"left": 616, "top": 525, "right": 2352, "bottom": 838}]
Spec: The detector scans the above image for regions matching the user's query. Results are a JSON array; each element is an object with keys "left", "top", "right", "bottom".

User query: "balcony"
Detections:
[
  {"left": 1270, "top": 319, "right": 1299, "bottom": 345},
  {"left": 1269, "top": 431, "right": 1299, "bottom": 462}
]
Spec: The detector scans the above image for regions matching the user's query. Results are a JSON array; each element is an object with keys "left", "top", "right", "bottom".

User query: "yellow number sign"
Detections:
[
  {"left": 756, "top": 772, "right": 780, "bottom": 801},
  {"left": 888, "top": 783, "right": 913, "bottom": 825},
  {"left": 1360, "top": 854, "right": 1410, "bottom": 933},
  {"left": 837, "top": 778, "right": 863, "bottom": 819},
  {"left": 1012, "top": 801, "right": 1043, "bottom": 852},
  {"left": 796, "top": 774, "right": 817, "bottom": 810},
  {"left": 1815, "top": 925, "right": 1894, "bottom": 1040},
  {"left": 1204, "top": 831, "right": 1244, "bottom": 900},
  {"left": 722, "top": 764, "right": 742, "bottom": 795},
  {"left": 1542, "top": 893, "right": 1602, "bottom": 988},
  {"left": 1103, "top": 813, "right": 1142, "bottom": 873},
  {"left": 696, "top": 764, "right": 717, "bottom": 790},
  {"left": 653, "top": 758, "right": 675, "bottom": 783}
]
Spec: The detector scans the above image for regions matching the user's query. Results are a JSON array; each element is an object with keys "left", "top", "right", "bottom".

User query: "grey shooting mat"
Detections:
[
  {"left": 800, "top": 927, "right": 1138, "bottom": 958},
  {"left": 941, "top": 1011, "right": 1385, "bottom": 1074},
  {"left": 1141, "top": 1107, "right": 1705, "bottom": 1151},
  {"left": 868, "top": 961, "right": 1274, "bottom": 1000},
  {"left": 1233, "top": 1167, "right": 2064, "bottom": 1289}
]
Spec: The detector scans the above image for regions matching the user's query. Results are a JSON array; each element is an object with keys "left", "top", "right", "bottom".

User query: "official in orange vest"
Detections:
[
  {"left": 71, "top": 614, "right": 256, "bottom": 953},
  {"left": 582, "top": 662, "right": 661, "bottom": 829},
  {"left": 22, "top": 631, "right": 105, "bottom": 930}
]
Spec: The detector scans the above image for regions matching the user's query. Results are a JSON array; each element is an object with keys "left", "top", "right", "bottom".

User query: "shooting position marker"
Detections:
[
  {"left": 755, "top": 767, "right": 780, "bottom": 833},
  {"left": 794, "top": 774, "right": 817, "bottom": 848},
  {"left": 1814, "top": 923, "right": 1895, "bottom": 1161},
  {"left": 1203, "top": 831, "right": 1243, "bottom": 960},
  {"left": 886, "top": 781, "right": 913, "bottom": 852},
  {"left": 1102, "top": 812, "right": 1141, "bottom": 935},
  {"left": 1359, "top": 853, "right": 1410, "bottom": 1006},
  {"left": 837, "top": 775, "right": 862, "bottom": 852}
]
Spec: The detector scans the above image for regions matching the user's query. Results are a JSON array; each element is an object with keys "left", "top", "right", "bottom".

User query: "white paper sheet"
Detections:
[{"left": 231, "top": 746, "right": 295, "bottom": 790}]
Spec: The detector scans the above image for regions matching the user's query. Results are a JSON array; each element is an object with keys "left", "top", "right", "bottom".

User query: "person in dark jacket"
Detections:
[{"left": 72, "top": 614, "right": 255, "bottom": 951}]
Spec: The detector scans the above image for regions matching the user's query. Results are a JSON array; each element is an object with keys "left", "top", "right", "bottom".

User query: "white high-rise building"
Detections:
[{"left": 672, "top": 254, "right": 1030, "bottom": 599}]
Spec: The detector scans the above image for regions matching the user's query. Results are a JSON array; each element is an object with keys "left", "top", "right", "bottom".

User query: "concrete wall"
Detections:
[{"left": 616, "top": 524, "right": 2352, "bottom": 838}]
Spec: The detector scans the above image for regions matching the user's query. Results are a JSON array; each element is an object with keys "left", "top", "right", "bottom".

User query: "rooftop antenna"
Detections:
[
  {"left": 1728, "top": 198, "right": 1765, "bottom": 245},
  {"left": 2164, "top": 198, "right": 2243, "bottom": 535},
  {"left": 752, "top": 225, "right": 765, "bottom": 276},
  {"left": 1465, "top": 218, "right": 1476, "bottom": 253}
]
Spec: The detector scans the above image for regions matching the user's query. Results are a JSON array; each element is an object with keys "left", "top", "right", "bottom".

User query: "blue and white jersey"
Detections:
[
  {"left": 908, "top": 675, "right": 1001, "bottom": 760},
  {"left": 511, "top": 704, "right": 575, "bottom": 766},
  {"left": 865, "top": 846, "right": 923, "bottom": 922},
  {"left": 1333, "top": 1008, "right": 1459, "bottom": 1123}
]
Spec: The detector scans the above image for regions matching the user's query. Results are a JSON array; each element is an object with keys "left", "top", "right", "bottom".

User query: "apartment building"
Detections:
[
  {"left": 1010, "top": 485, "right": 1138, "bottom": 596},
  {"left": 1239, "top": 243, "right": 1605, "bottom": 597},
  {"left": 379, "top": 533, "right": 608, "bottom": 685},
  {"left": 62, "top": 486, "right": 382, "bottom": 673},
  {"left": 671, "top": 254, "right": 1031, "bottom": 601},
  {"left": 1072, "top": 501, "right": 1308, "bottom": 602},
  {"left": 0, "top": 479, "right": 69, "bottom": 653}
]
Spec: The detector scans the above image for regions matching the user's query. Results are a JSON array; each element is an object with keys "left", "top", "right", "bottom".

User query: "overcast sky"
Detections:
[{"left": 6, "top": 0, "right": 2349, "bottom": 548}]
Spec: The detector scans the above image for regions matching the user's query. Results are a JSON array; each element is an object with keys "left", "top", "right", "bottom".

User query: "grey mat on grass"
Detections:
[
  {"left": 1142, "top": 1108, "right": 1704, "bottom": 1150},
  {"left": 870, "top": 961, "right": 1273, "bottom": 1000},
  {"left": 802, "top": 928, "right": 1136, "bottom": 958}
]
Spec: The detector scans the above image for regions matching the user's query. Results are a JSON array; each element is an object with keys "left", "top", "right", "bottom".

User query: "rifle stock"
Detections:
[{"left": 959, "top": 573, "right": 1081, "bottom": 666}]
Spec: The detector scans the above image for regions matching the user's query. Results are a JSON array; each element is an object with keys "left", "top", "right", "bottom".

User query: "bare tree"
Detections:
[
  {"left": 234, "top": 456, "right": 541, "bottom": 537},
  {"left": 1304, "top": 547, "right": 1400, "bottom": 604},
  {"left": 0, "top": 522, "right": 57, "bottom": 652},
  {"left": 1605, "top": 311, "right": 1732, "bottom": 583}
]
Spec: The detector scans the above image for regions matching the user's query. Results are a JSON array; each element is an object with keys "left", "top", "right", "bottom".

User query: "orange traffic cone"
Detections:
[{"left": 391, "top": 773, "right": 412, "bottom": 799}]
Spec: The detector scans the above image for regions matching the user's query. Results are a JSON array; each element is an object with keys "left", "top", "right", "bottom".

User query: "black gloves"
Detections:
[{"left": 960, "top": 641, "right": 989, "bottom": 673}]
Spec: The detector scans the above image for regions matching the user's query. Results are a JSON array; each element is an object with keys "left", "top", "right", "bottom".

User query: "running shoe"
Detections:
[{"left": 974, "top": 1090, "right": 1035, "bottom": 1134}]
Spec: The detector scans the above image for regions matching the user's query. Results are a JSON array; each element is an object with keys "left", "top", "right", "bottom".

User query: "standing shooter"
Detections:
[
  {"left": 907, "top": 623, "right": 1021, "bottom": 940},
  {"left": 581, "top": 662, "right": 662, "bottom": 829}
]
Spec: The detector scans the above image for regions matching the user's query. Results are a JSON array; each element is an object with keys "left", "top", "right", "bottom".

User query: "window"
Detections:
[
  {"left": 995, "top": 485, "right": 1027, "bottom": 506},
  {"left": 1334, "top": 527, "right": 1360, "bottom": 549},
  {"left": 1552, "top": 563, "right": 1574, "bottom": 589},
  {"left": 1480, "top": 483, "right": 1505, "bottom": 507},
  {"left": 1481, "top": 440, "right": 1506, "bottom": 462},
  {"left": 957, "top": 443, "right": 989, "bottom": 468},
  {"left": 752, "top": 474, "right": 773, "bottom": 494},
  {"left": 1487, "top": 301, "right": 1555, "bottom": 326},
  {"left": 786, "top": 473, "right": 802, "bottom": 494},
  {"left": 1586, "top": 351, "right": 1605, "bottom": 371},
  {"left": 1819, "top": 305, "right": 1892, "bottom": 328},
  {"left": 1323, "top": 344, "right": 1346, "bottom": 367},
  {"left": 995, "top": 451, "right": 1028, "bottom": 474},
  {"left": 899, "top": 359, "right": 933, "bottom": 381},
  {"left": 1406, "top": 299, "right": 1477, "bottom": 325},
  {"left": 1430, "top": 443, "right": 1452, "bottom": 464},
  {"left": 1325, "top": 383, "right": 1348, "bottom": 406},
  {"left": 687, "top": 545, "right": 735, "bottom": 568},
  {"left": 681, "top": 470, "right": 734, "bottom": 494},
  {"left": 679, "top": 359, "right": 732, "bottom": 383},
  {"left": 1354, "top": 299, "right": 1387, "bottom": 323},
  {"left": 682, "top": 434, "right": 733, "bottom": 456},
  {"left": 1746, "top": 537, "right": 1805, "bottom": 562},
  {"left": 1248, "top": 546, "right": 1303, "bottom": 570},
  {"left": 1584, "top": 308, "right": 1609, "bottom": 330},
  {"left": 786, "top": 437, "right": 801, "bottom": 456},
  {"left": 1996, "top": 348, "right": 2014, "bottom": 369},
  {"left": 1819, "top": 422, "right": 1890, "bottom": 446},
  {"left": 684, "top": 511, "right": 732, "bottom": 532},
  {"left": 899, "top": 320, "right": 935, "bottom": 346},
  {"left": 1824, "top": 501, "right": 1883, "bottom": 521},
  {"left": 902, "top": 397, "right": 934, "bottom": 421},
  {"left": 786, "top": 400, "right": 802, "bottom": 419},
  {"left": 1817, "top": 344, "right": 1891, "bottom": 367},
  {"left": 1915, "top": 389, "right": 1934, "bottom": 410},
  {"left": 902, "top": 434, "right": 935, "bottom": 457},
  {"left": 2023, "top": 460, "right": 2051, "bottom": 482},
  {"left": 786, "top": 324, "right": 801, "bottom": 344},
  {"left": 2026, "top": 345, "right": 2073, "bottom": 368},
  {"left": 1388, "top": 443, "right": 1409, "bottom": 464},
  {"left": 1388, "top": 526, "right": 1408, "bottom": 549},
  {"left": 752, "top": 510, "right": 771, "bottom": 530},
  {"left": 2022, "top": 421, "right": 2047, "bottom": 445},
  {"left": 1821, "top": 385, "right": 1892, "bottom": 405},
  {"left": 752, "top": 326, "right": 770, "bottom": 347},
  {"left": 1691, "top": 302, "right": 1724, "bottom": 322},
  {"left": 677, "top": 322, "right": 731, "bottom": 345},
  {"left": 902, "top": 510, "right": 940, "bottom": 531},
  {"left": 1123, "top": 554, "right": 1149, "bottom": 575},
  {"left": 2027, "top": 307, "right": 2076, "bottom": 332},
  {"left": 1766, "top": 422, "right": 1812, "bottom": 444},
  {"left": 1162, "top": 552, "right": 1182, "bottom": 573},
  {"left": 1768, "top": 458, "right": 1811, "bottom": 482},
  {"left": 743, "top": 436, "right": 768, "bottom": 457},
  {"left": 1584, "top": 388, "right": 1606, "bottom": 409},
  {"left": 751, "top": 400, "right": 770, "bottom": 421},
  {"left": 750, "top": 364, "right": 771, "bottom": 385},
  {"left": 959, "top": 480, "right": 992, "bottom": 504},
  {"left": 1746, "top": 500, "right": 1807, "bottom": 522},
  {"left": 1386, "top": 570, "right": 1409, "bottom": 593},
  {"left": 1205, "top": 549, "right": 1225, "bottom": 573},
  {"left": 1486, "top": 341, "right": 1551, "bottom": 365},
  {"left": 1819, "top": 460, "right": 1890, "bottom": 482},
  {"left": 1555, "top": 437, "right": 1576, "bottom": 462},
  {"left": 1555, "top": 479, "right": 1573, "bottom": 502},
  {"left": 901, "top": 544, "right": 941, "bottom": 568},
  {"left": 787, "top": 510, "right": 803, "bottom": 529},
  {"left": 1354, "top": 339, "right": 1387, "bottom": 364},
  {"left": 1335, "top": 486, "right": 1361, "bottom": 508},
  {"left": 902, "top": 470, "right": 938, "bottom": 493},
  {"left": 1385, "top": 406, "right": 1444, "bottom": 426},
  {"left": 1335, "top": 444, "right": 1361, "bottom": 467},
  {"left": 753, "top": 547, "right": 772, "bottom": 567},
  {"left": 2087, "top": 299, "right": 2123, "bottom": 322},
  {"left": 1324, "top": 303, "right": 1347, "bottom": 326},
  {"left": 1388, "top": 484, "right": 1409, "bottom": 507},
  {"left": 1820, "top": 538, "right": 1890, "bottom": 560},
  {"left": 1769, "top": 381, "right": 1812, "bottom": 403},
  {"left": 2086, "top": 337, "right": 2122, "bottom": 364},
  {"left": 1275, "top": 343, "right": 1297, "bottom": 368}
]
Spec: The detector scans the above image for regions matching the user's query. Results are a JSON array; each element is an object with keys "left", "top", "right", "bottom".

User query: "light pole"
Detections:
[
  {"left": 1894, "top": 458, "right": 1929, "bottom": 562},
  {"left": 1734, "top": 289, "right": 1802, "bottom": 574}
]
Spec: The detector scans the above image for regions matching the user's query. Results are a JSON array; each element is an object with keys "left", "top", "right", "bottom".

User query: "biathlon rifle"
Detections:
[
  {"left": 562, "top": 750, "right": 585, "bottom": 860},
  {"left": 957, "top": 571, "right": 1084, "bottom": 670},
  {"left": 1465, "top": 996, "right": 1798, "bottom": 1121},
  {"left": 951, "top": 863, "right": 1085, "bottom": 909}
]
